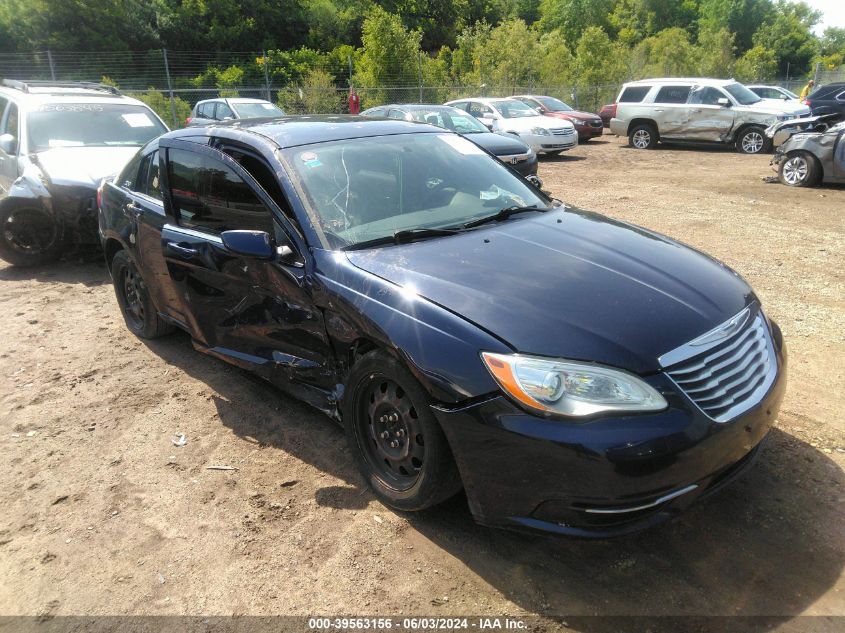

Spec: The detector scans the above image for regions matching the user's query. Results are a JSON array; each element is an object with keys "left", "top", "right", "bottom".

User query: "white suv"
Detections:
[
  {"left": 445, "top": 97, "right": 577, "bottom": 155},
  {"left": 608, "top": 78, "right": 810, "bottom": 154}
]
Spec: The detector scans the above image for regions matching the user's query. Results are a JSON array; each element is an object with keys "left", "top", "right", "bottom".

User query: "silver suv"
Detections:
[
  {"left": 609, "top": 78, "right": 810, "bottom": 154},
  {"left": 0, "top": 80, "right": 169, "bottom": 266}
]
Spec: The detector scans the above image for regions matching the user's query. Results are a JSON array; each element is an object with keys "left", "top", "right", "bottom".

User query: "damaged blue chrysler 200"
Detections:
[{"left": 99, "top": 116, "right": 786, "bottom": 537}]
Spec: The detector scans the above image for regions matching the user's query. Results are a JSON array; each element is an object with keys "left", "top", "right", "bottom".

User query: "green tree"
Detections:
[
  {"left": 482, "top": 19, "right": 540, "bottom": 91},
  {"left": 698, "top": 0, "right": 775, "bottom": 53},
  {"left": 538, "top": 0, "right": 614, "bottom": 46},
  {"left": 751, "top": 0, "right": 819, "bottom": 77},
  {"left": 631, "top": 27, "right": 698, "bottom": 77},
  {"left": 277, "top": 69, "right": 343, "bottom": 113},
  {"left": 609, "top": 0, "right": 699, "bottom": 45},
  {"left": 354, "top": 7, "right": 423, "bottom": 104},
  {"left": 733, "top": 44, "right": 778, "bottom": 80},
  {"left": 697, "top": 26, "right": 735, "bottom": 77},
  {"left": 537, "top": 29, "right": 575, "bottom": 87},
  {"left": 128, "top": 88, "right": 192, "bottom": 128}
]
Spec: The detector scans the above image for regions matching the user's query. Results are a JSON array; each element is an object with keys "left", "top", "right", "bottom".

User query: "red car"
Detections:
[{"left": 514, "top": 95, "right": 604, "bottom": 141}]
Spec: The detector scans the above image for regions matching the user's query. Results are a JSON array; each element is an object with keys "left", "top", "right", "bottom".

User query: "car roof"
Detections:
[
  {"left": 197, "top": 97, "right": 275, "bottom": 105},
  {"left": 0, "top": 86, "right": 148, "bottom": 108},
  {"left": 622, "top": 78, "right": 739, "bottom": 87},
  {"left": 167, "top": 115, "right": 442, "bottom": 148},
  {"left": 371, "top": 104, "right": 466, "bottom": 112}
]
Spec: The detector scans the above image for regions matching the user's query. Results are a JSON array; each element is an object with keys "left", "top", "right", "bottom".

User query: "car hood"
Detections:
[
  {"left": 742, "top": 100, "right": 810, "bottom": 116},
  {"left": 466, "top": 132, "right": 531, "bottom": 155},
  {"left": 345, "top": 208, "right": 752, "bottom": 374},
  {"left": 32, "top": 146, "right": 140, "bottom": 188},
  {"left": 547, "top": 110, "right": 599, "bottom": 121}
]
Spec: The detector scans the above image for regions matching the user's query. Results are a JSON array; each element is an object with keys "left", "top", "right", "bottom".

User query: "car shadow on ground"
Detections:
[
  {"left": 541, "top": 154, "right": 587, "bottom": 163},
  {"left": 0, "top": 251, "right": 108, "bottom": 287},
  {"left": 143, "top": 332, "right": 844, "bottom": 626}
]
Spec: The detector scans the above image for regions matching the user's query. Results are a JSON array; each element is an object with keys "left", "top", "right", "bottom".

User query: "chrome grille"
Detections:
[
  {"left": 551, "top": 128, "right": 574, "bottom": 136},
  {"left": 662, "top": 309, "right": 777, "bottom": 422}
]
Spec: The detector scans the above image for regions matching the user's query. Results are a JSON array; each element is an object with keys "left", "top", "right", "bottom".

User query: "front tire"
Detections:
[
  {"left": 778, "top": 151, "right": 820, "bottom": 187},
  {"left": 736, "top": 126, "right": 770, "bottom": 154},
  {"left": 111, "top": 250, "right": 174, "bottom": 339},
  {"left": 0, "top": 204, "right": 63, "bottom": 267},
  {"left": 629, "top": 123, "right": 657, "bottom": 149},
  {"left": 343, "top": 351, "right": 462, "bottom": 511}
]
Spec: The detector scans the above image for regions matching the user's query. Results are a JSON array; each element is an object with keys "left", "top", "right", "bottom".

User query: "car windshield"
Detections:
[
  {"left": 493, "top": 100, "right": 541, "bottom": 119},
  {"left": 27, "top": 104, "right": 167, "bottom": 152},
  {"left": 409, "top": 109, "right": 489, "bottom": 134},
  {"left": 724, "top": 83, "right": 762, "bottom": 105},
  {"left": 281, "top": 133, "right": 547, "bottom": 249},
  {"left": 231, "top": 102, "right": 285, "bottom": 118},
  {"left": 535, "top": 97, "right": 573, "bottom": 112}
]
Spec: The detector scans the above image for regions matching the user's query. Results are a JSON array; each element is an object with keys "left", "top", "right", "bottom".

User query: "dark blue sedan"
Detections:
[{"left": 98, "top": 116, "right": 786, "bottom": 537}]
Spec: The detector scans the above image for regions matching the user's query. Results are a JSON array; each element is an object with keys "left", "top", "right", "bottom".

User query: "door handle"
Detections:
[
  {"left": 124, "top": 202, "right": 142, "bottom": 217},
  {"left": 691, "top": 109, "right": 702, "bottom": 113},
  {"left": 165, "top": 241, "right": 199, "bottom": 258},
  {"left": 654, "top": 109, "right": 664, "bottom": 112}
]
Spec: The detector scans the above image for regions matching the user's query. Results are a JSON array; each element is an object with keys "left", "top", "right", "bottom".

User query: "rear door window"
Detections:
[
  {"left": 655, "top": 85, "right": 692, "bottom": 104},
  {"left": 619, "top": 86, "right": 651, "bottom": 102},
  {"left": 166, "top": 148, "right": 274, "bottom": 235},
  {"left": 140, "top": 151, "right": 162, "bottom": 201}
]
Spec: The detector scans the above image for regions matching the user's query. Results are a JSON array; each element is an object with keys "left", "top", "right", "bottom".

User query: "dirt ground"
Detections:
[{"left": 1, "top": 135, "right": 843, "bottom": 629}]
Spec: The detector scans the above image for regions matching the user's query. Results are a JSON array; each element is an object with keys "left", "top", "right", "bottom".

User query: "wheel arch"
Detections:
[
  {"left": 627, "top": 118, "right": 659, "bottom": 137},
  {"left": 104, "top": 237, "right": 125, "bottom": 271}
]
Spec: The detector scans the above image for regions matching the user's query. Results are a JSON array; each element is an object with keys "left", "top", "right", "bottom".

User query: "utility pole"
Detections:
[
  {"left": 262, "top": 49, "right": 271, "bottom": 101},
  {"left": 417, "top": 51, "right": 423, "bottom": 102},
  {"left": 46, "top": 50, "right": 56, "bottom": 81},
  {"left": 162, "top": 49, "right": 178, "bottom": 128}
]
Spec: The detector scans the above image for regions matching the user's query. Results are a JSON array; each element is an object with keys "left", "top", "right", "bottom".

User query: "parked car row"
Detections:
[{"left": 0, "top": 78, "right": 788, "bottom": 539}]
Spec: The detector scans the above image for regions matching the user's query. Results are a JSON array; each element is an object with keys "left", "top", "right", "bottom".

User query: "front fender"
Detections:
[{"left": 311, "top": 248, "right": 509, "bottom": 404}]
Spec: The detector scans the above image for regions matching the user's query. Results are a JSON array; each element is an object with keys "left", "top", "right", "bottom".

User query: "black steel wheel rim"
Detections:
[
  {"left": 3, "top": 209, "right": 57, "bottom": 255},
  {"left": 357, "top": 376, "right": 425, "bottom": 490},
  {"left": 121, "top": 263, "right": 145, "bottom": 329}
]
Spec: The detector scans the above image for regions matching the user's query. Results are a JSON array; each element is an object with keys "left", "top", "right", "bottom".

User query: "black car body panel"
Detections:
[
  {"left": 805, "top": 82, "right": 845, "bottom": 118},
  {"left": 346, "top": 208, "right": 752, "bottom": 375},
  {"left": 99, "top": 116, "right": 785, "bottom": 536}
]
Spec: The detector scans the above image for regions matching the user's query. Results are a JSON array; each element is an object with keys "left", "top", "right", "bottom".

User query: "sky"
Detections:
[{"left": 793, "top": 0, "right": 845, "bottom": 34}]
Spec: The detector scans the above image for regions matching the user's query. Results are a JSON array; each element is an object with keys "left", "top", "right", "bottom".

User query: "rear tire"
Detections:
[
  {"left": 342, "top": 351, "right": 462, "bottom": 511},
  {"left": 736, "top": 126, "right": 770, "bottom": 154},
  {"left": 0, "top": 203, "right": 63, "bottom": 267},
  {"left": 778, "top": 151, "right": 820, "bottom": 187},
  {"left": 629, "top": 123, "right": 657, "bottom": 149},
  {"left": 111, "top": 250, "right": 174, "bottom": 339}
]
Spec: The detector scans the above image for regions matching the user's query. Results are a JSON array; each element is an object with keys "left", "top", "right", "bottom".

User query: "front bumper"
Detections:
[
  {"left": 574, "top": 123, "right": 603, "bottom": 140},
  {"left": 522, "top": 131, "right": 578, "bottom": 153},
  {"left": 433, "top": 340, "right": 786, "bottom": 538},
  {"left": 497, "top": 151, "right": 538, "bottom": 177}
]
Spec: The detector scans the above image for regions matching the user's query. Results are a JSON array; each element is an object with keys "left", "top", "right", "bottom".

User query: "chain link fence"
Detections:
[{"left": 0, "top": 49, "right": 831, "bottom": 129}]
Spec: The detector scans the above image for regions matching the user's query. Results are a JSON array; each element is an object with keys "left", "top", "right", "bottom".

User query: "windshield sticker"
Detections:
[
  {"left": 121, "top": 113, "right": 156, "bottom": 128},
  {"left": 38, "top": 104, "right": 104, "bottom": 112},
  {"left": 437, "top": 134, "right": 485, "bottom": 155},
  {"left": 300, "top": 151, "right": 322, "bottom": 168}
]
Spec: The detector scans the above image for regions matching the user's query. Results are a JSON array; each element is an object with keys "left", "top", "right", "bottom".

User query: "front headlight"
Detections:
[
  {"left": 573, "top": 119, "right": 585, "bottom": 125},
  {"left": 481, "top": 352, "right": 668, "bottom": 417},
  {"left": 530, "top": 127, "right": 551, "bottom": 136}
]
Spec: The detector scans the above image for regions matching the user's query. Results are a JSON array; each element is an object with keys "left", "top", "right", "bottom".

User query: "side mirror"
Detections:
[
  {"left": 0, "top": 133, "right": 17, "bottom": 154},
  {"left": 536, "top": 106, "right": 547, "bottom": 114},
  {"left": 717, "top": 97, "right": 730, "bottom": 107},
  {"left": 525, "top": 174, "right": 543, "bottom": 189},
  {"left": 221, "top": 230, "right": 274, "bottom": 259}
]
